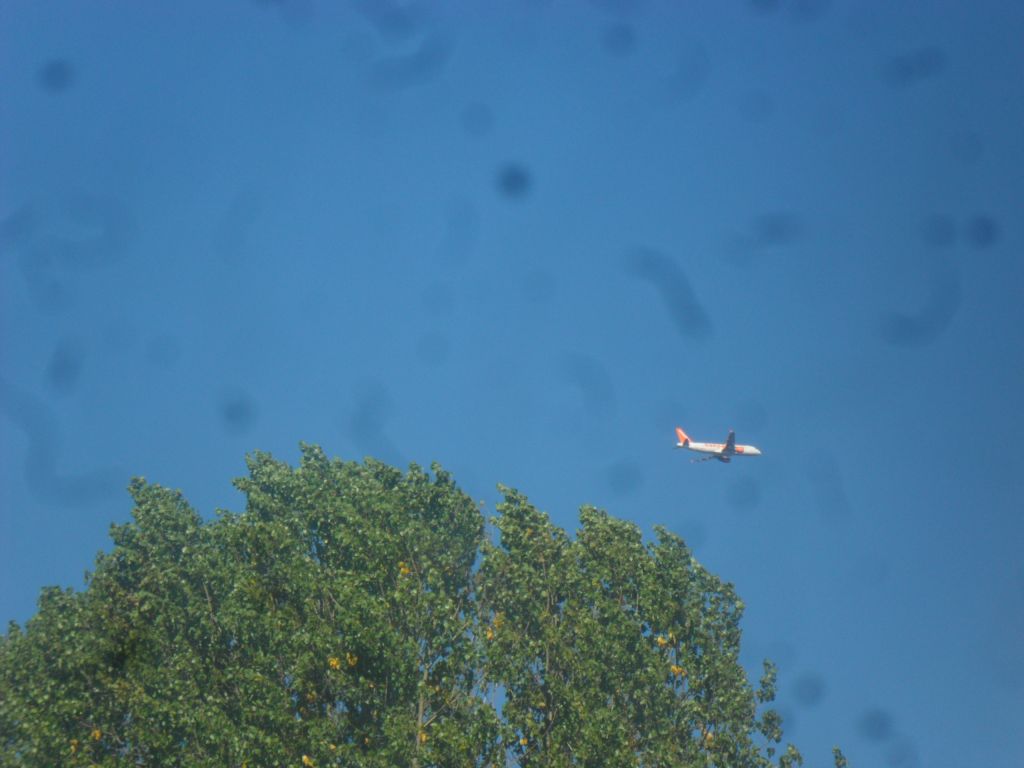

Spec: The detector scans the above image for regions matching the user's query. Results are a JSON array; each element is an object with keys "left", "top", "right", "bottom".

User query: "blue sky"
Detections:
[{"left": 2, "top": 1, "right": 1023, "bottom": 765}]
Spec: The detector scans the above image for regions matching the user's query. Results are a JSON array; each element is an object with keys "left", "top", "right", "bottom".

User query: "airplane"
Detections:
[{"left": 675, "top": 427, "right": 762, "bottom": 463}]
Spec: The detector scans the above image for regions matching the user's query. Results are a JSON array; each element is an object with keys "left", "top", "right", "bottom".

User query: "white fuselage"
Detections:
[
  {"left": 675, "top": 427, "right": 761, "bottom": 463},
  {"left": 685, "top": 441, "right": 761, "bottom": 457}
]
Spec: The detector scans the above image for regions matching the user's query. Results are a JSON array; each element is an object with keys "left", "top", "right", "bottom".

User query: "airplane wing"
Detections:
[{"left": 724, "top": 430, "right": 736, "bottom": 453}]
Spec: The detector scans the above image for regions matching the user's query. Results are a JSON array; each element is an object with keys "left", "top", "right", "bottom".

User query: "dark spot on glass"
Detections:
[
  {"left": 37, "top": 59, "right": 74, "bottom": 93},
  {"left": 920, "top": 214, "right": 956, "bottom": 248},
  {"left": 885, "top": 738, "right": 921, "bottom": 768},
  {"left": 793, "top": 673, "right": 826, "bottom": 707},
  {"left": 1, "top": 206, "right": 36, "bottom": 251},
  {"left": 882, "top": 47, "right": 947, "bottom": 86},
  {"left": 858, "top": 708, "right": 893, "bottom": 742},
  {"left": 497, "top": 164, "right": 532, "bottom": 200},
  {"left": 290, "top": 0, "right": 315, "bottom": 24},
  {"left": 666, "top": 44, "right": 710, "bottom": 101},
  {"left": 353, "top": 0, "right": 424, "bottom": 42},
  {"left": 12, "top": 194, "right": 136, "bottom": 310},
  {"left": 46, "top": 339, "right": 85, "bottom": 395},
  {"left": 791, "top": 0, "right": 830, "bottom": 22},
  {"left": 0, "top": 378, "right": 118, "bottom": 506},
  {"left": 461, "top": 102, "right": 493, "bottom": 137},
  {"left": 805, "top": 452, "right": 851, "bottom": 520},
  {"left": 729, "top": 214, "right": 801, "bottom": 264},
  {"left": 602, "top": 24, "right": 636, "bottom": 57},
  {"left": 562, "top": 353, "right": 616, "bottom": 418},
  {"left": 625, "top": 248, "right": 712, "bottom": 340},
  {"left": 879, "top": 310, "right": 952, "bottom": 347},
  {"left": 966, "top": 215, "right": 998, "bottom": 249},
  {"left": 606, "top": 460, "right": 643, "bottom": 496},
  {"left": 220, "top": 393, "right": 257, "bottom": 435},
  {"left": 878, "top": 254, "right": 960, "bottom": 347},
  {"left": 587, "top": 0, "right": 644, "bottom": 15},
  {"left": 752, "top": 213, "right": 801, "bottom": 247},
  {"left": 349, "top": 381, "right": 404, "bottom": 465},
  {"left": 30, "top": 194, "right": 134, "bottom": 272},
  {"left": 370, "top": 33, "right": 454, "bottom": 90},
  {"left": 18, "top": 254, "right": 75, "bottom": 312},
  {"left": 249, "top": 0, "right": 314, "bottom": 25},
  {"left": 726, "top": 476, "right": 760, "bottom": 512},
  {"left": 675, "top": 519, "right": 707, "bottom": 550}
]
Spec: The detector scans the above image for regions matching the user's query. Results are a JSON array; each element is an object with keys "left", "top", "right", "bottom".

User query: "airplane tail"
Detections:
[{"left": 675, "top": 427, "right": 690, "bottom": 447}]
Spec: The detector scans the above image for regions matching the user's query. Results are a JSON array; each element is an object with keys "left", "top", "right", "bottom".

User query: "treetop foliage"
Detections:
[{"left": 0, "top": 446, "right": 845, "bottom": 767}]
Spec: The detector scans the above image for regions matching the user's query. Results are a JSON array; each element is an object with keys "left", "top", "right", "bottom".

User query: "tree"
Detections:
[{"left": 1, "top": 447, "right": 842, "bottom": 766}]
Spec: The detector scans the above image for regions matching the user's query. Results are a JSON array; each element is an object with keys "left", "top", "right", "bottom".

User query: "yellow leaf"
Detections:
[
  {"left": 302, "top": 755, "right": 315, "bottom": 766},
  {"left": 328, "top": 656, "right": 341, "bottom": 670},
  {"left": 90, "top": 728, "right": 102, "bottom": 741},
  {"left": 346, "top": 652, "right": 358, "bottom": 667}
]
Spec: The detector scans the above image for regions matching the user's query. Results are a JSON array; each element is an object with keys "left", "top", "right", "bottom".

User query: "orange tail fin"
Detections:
[{"left": 675, "top": 427, "right": 690, "bottom": 446}]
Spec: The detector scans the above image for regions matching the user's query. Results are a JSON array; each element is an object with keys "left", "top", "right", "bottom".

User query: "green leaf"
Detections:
[{"left": 1, "top": 448, "right": 843, "bottom": 767}]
